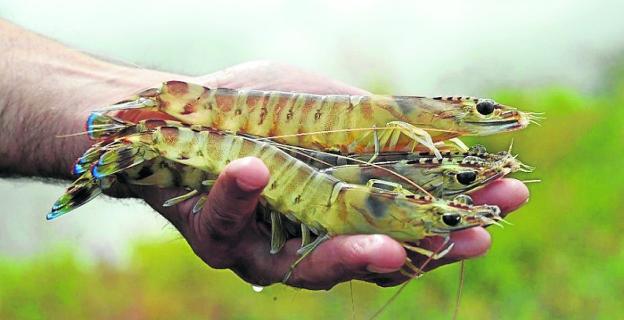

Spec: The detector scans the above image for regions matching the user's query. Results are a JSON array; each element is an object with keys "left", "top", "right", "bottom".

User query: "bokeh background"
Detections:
[{"left": 1, "top": 1, "right": 623, "bottom": 319}]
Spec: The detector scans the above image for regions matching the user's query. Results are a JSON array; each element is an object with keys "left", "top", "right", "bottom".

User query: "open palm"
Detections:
[{"left": 128, "top": 61, "right": 529, "bottom": 289}]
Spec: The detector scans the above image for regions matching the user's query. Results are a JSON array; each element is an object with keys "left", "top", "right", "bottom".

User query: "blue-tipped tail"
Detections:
[
  {"left": 71, "top": 141, "right": 110, "bottom": 176},
  {"left": 90, "top": 144, "right": 146, "bottom": 179},
  {"left": 46, "top": 173, "right": 104, "bottom": 220},
  {"left": 85, "top": 112, "right": 130, "bottom": 140}
]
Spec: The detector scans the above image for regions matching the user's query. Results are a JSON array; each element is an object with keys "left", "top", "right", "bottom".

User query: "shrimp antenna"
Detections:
[
  {"left": 96, "top": 98, "right": 157, "bottom": 112},
  {"left": 56, "top": 131, "right": 92, "bottom": 138},
  {"left": 256, "top": 125, "right": 462, "bottom": 142},
  {"left": 452, "top": 261, "right": 466, "bottom": 320},
  {"left": 368, "top": 240, "right": 448, "bottom": 320},
  {"left": 368, "top": 282, "right": 409, "bottom": 320},
  {"left": 55, "top": 125, "right": 128, "bottom": 139},
  {"left": 521, "top": 179, "right": 541, "bottom": 184},
  {"left": 526, "top": 112, "right": 545, "bottom": 127},
  {"left": 518, "top": 163, "right": 535, "bottom": 173},
  {"left": 350, "top": 281, "right": 356, "bottom": 320},
  {"left": 275, "top": 145, "right": 335, "bottom": 168}
]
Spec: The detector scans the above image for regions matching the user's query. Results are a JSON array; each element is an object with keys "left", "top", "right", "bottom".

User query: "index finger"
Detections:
[{"left": 469, "top": 178, "right": 530, "bottom": 214}]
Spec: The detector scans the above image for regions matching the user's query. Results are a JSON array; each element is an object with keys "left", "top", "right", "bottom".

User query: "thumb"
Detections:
[{"left": 199, "top": 157, "right": 270, "bottom": 239}]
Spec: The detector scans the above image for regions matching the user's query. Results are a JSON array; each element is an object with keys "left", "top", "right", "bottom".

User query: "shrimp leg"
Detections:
[
  {"left": 383, "top": 121, "right": 442, "bottom": 159},
  {"left": 300, "top": 224, "right": 312, "bottom": 247},
  {"left": 191, "top": 194, "right": 209, "bottom": 214},
  {"left": 448, "top": 138, "right": 470, "bottom": 152},
  {"left": 283, "top": 233, "right": 331, "bottom": 283},
  {"left": 366, "top": 125, "right": 381, "bottom": 163},
  {"left": 162, "top": 189, "right": 199, "bottom": 207},
  {"left": 161, "top": 178, "right": 215, "bottom": 211},
  {"left": 402, "top": 236, "right": 454, "bottom": 260},
  {"left": 270, "top": 211, "right": 287, "bottom": 254},
  {"left": 402, "top": 258, "right": 424, "bottom": 277}
]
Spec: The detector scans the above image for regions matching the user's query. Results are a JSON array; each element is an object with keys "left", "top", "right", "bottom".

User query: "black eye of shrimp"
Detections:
[
  {"left": 442, "top": 214, "right": 462, "bottom": 226},
  {"left": 476, "top": 100, "right": 495, "bottom": 115},
  {"left": 456, "top": 171, "right": 477, "bottom": 185}
]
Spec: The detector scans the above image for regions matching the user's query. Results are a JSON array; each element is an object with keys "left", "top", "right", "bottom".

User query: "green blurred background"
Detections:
[{"left": 1, "top": 1, "right": 623, "bottom": 319}]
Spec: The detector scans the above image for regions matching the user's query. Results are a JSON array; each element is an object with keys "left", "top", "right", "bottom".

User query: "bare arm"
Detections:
[{"left": 0, "top": 19, "right": 172, "bottom": 177}]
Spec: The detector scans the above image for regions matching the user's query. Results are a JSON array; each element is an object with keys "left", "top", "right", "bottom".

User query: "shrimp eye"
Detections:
[
  {"left": 456, "top": 171, "right": 477, "bottom": 185},
  {"left": 442, "top": 214, "right": 462, "bottom": 226},
  {"left": 476, "top": 100, "right": 495, "bottom": 115}
]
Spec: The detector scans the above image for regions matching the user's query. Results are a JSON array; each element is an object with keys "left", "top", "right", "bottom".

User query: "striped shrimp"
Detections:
[
  {"left": 104, "top": 81, "right": 538, "bottom": 159},
  {"left": 76, "top": 123, "right": 501, "bottom": 279},
  {"left": 303, "top": 145, "right": 532, "bottom": 198}
]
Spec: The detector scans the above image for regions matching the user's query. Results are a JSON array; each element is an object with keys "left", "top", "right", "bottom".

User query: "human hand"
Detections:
[{"left": 127, "top": 61, "right": 530, "bottom": 290}]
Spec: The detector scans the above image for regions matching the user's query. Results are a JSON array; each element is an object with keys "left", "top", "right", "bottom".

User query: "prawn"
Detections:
[
  {"left": 102, "top": 81, "right": 538, "bottom": 159},
  {"left": 312, "top": 145, "right": 532, "bottom": 198}
]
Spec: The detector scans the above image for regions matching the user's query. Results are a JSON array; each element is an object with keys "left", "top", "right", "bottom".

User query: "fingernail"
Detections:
[
  {"left": 236, "top": 176, "right": 264, "bottom": 192},
  {"left": 366, "top": 265, "right": 398, "bottom": 274},
  {"left": 228, "top": 158, "right": 267, "bottom": 192}
]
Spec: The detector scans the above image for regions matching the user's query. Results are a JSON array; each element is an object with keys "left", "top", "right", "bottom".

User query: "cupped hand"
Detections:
[{"left": 129, "top": 61, "right": 530, "bottom": 290}]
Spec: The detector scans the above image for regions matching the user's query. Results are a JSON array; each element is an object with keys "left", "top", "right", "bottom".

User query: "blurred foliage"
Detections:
[{"left": 2, "top": 74, "right": 624, "bottom": 320}]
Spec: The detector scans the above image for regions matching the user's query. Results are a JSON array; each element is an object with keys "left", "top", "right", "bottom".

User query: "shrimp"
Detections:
[
  {"left": 307, "top": 145, "right": 532, "bottom": 198},
  {"left": 103, "top": 81, "right": 537, "bottom": 159}
]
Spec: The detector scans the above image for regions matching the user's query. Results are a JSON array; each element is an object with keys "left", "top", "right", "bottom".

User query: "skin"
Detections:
[{"left": 0, "top": 19, "right": 529, "bottom": 290}]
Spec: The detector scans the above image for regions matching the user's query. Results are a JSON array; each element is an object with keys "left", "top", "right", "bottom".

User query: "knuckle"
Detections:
[
  {"left": 345, "top": 238, "right": 368, "bottom": 260},
  {"left": 336, "top": 236, "right": 376, "bottom": 270}
]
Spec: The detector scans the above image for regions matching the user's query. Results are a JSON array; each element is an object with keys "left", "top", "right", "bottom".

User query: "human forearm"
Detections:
[{"left": 0, "top": 19, "right": 172, "bottom": 178}]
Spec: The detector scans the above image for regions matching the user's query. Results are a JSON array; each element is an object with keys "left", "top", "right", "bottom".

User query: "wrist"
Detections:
[
  {"left": 0, "top": 20, "right": 184, "bottom": 179},
  {"left": 52, "top": 66, "right": 177, "bottom": 179},
  {"left": 0, "top": 55, "right": 175, "bottom": 178}
]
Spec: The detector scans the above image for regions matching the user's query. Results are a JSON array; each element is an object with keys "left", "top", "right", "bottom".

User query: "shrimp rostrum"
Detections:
[{"left": 104, "top": 81, "right": 538, "bottom": 159}]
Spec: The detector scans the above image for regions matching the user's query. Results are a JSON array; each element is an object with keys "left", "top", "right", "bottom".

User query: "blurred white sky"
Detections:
[
  {"left": 2, "top": 0, "right": 623, "bottom": 94},
  {"left": 1, "top": 0, "right": 623, "bottom": 261}
]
